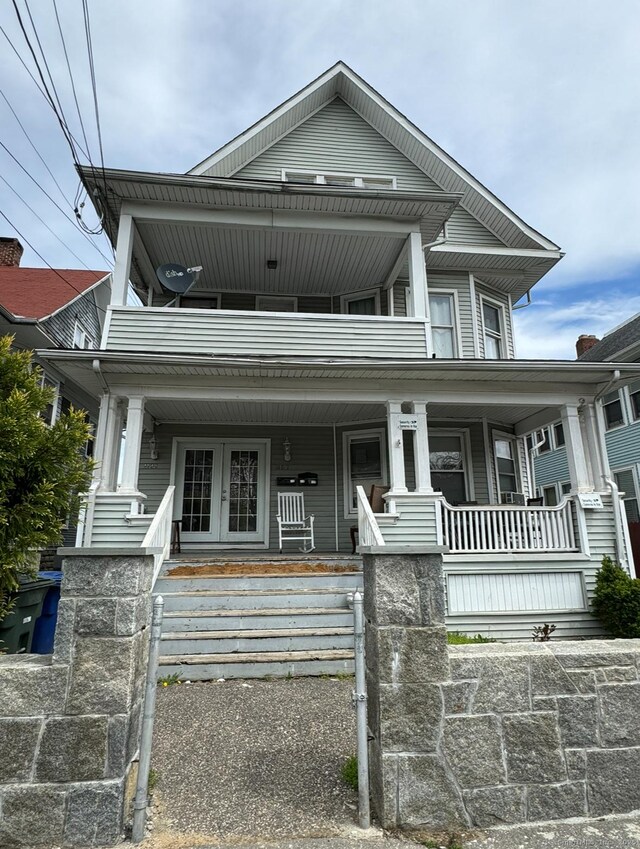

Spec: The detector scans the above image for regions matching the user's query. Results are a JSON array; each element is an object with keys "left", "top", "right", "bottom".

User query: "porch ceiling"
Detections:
[{"left": 136, "top": 223, "right": 405, "bottom": 296}]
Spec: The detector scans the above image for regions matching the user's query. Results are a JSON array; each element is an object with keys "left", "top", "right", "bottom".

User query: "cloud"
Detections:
[{"left": 513, "top": 292, "right": 640, "bottom": 360}]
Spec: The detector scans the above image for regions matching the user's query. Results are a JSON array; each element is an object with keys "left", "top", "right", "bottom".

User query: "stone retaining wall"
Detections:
[
  {"left": 363, "top": 546, "right": 640, "bottom": 831},
  {"left": 0, "top": 553, "right": 153, "bottom": 848}
]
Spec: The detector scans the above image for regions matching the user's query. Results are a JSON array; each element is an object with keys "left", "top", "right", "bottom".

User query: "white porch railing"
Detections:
[
  {"left": 440, "top": 497, "right": 577, "bottom": 554},
  {"left": 356, "top": 485, "right": 385, "bottom": 548},
  {"left": 142, "top": 486, "right": 175, "bottom": 585}
]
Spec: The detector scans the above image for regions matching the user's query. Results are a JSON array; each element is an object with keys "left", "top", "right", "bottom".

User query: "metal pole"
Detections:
[
  {"left": 352, "top": 589, "right": 370, "bottom": 829},
  {"left": 132, "top": 595, "right": 164, "bottom": 843}
]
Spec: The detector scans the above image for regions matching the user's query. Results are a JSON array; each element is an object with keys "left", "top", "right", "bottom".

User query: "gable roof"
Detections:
[
  {"left": 0, "top": 267, "right": 108, "bottom": 321},
  {"left": 580, "top": 312, "right": 640, "bottom": 362},
  {"left": 190, "top": 62, "right": 560, "bottom": 253}
]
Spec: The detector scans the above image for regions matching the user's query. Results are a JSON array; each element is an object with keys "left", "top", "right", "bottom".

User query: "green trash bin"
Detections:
[{"left": 0, "top": 576, "right": 54, "bottom": 654}]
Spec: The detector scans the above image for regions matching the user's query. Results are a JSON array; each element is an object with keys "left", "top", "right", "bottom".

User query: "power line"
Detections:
[
  {"left": 0, "top": 139, "right": 114, "bottom": 267},
  {"left": 0, "top": 207, "right": 109, "bottom": 316},
  {"left": 52, "top": 0, "right": 92, "bottom": 163},
  {"left": 0, "top": 173, "right": 93, "bottom": 270}
]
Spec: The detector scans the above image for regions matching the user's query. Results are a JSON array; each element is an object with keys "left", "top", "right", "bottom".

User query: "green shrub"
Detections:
[
  {"left": 593, "top": 555, "right": 640, "bottom": 638},
  {"left": 341, "top": 755, "right": 358, "bottom": 790},
  {"left": 447, "top": 631, "right": 495, "bottom": 645}
]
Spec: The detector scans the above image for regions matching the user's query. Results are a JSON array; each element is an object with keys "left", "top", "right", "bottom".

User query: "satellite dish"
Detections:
[{"left": 155, "top": 263, "right": 196, "bottom": 294}]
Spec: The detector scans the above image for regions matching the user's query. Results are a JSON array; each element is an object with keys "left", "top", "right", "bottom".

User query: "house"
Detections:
[
  {"left": 535, "top": 320, "right": 640, "bottom": 575},
  {"left": 0, "top": 236, "right": 110, "bottom": 554},
  {"left": 39, "top": 62, "right": 640, "bottom": 659}
]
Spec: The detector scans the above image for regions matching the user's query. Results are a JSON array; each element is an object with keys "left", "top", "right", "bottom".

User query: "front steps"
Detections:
[{"left": 154, "top": 557, "right": 363, "bottom": 680}]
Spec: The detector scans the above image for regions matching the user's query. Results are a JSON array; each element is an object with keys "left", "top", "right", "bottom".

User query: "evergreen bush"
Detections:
[{"left": 592, "top": 555, "right": 640, "bottom": 638}]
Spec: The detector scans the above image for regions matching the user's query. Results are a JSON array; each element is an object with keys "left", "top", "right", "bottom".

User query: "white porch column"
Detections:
[
  {"left": 561, "top": 403, "right": 592, "bottom": 493},
  {"left": 411, "top": 402, "right": 433, "bottom": 493},
  {"left": 119, "top": 396, "right": 145, "bottom": 494},
  {"left": 111, "top": 213, "right": 134, "bottom": 306},
  {"left": 585, "top": 401, "right": 610, "bottom": 488},
  {"left": 386, "top": 401, "right": 408, "bottom": 494},
  {"left": 406, "top": 232, "right": 430, "bottom": 340},
  {"left": 94, "top": 393, "right": 122, "bottom": 491}
]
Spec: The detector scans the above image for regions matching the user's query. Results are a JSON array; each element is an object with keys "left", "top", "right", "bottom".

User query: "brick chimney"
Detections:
[
  {"left": 576, "top": 334, "right": 600, "bottom": 358},
  {"left": 0, "top": 237, "right": 24, "bottom": 267}
]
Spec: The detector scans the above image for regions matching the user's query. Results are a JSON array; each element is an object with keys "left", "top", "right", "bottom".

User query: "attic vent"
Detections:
[{"left": 282, "top": 170, "right": 395, "bottom": 190}]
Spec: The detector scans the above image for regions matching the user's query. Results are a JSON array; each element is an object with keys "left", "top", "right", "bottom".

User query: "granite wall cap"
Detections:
[
  {"left": 360, "top": 545, "right": 448, "bottom": 555},
  {"left": 58, "top": 546, "right": 161, "bottom": 556}
]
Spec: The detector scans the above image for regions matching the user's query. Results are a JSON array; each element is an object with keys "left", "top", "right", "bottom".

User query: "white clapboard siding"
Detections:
[
  {"left": 106, "top": 307, "right": 428, "bottom": 359},
  {"left": 378, "top": 497, "right": 439, "bottom": 546},
  {"left": 89, "top": 497, "right": 151, "bottom": 547}
]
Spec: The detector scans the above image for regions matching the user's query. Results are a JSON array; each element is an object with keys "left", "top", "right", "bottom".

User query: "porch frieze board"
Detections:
[
  {"left": 121, "top": 201, "right": 423, "bottom": 237},
  {"left": 443, "top": 555, "right": 591, "bottom": 564}
]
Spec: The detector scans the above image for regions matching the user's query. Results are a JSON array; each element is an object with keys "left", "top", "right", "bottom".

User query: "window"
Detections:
[
  {"left": 560, "top": 481, "right": 572, "bottom": 497},
  {"left": 482, "top": 300, "right": 504, "bottom": 359},
  {"left": 344, "top": 429, "right": 387, "bottom": 514},
  {"left": 429, "top": 293, "right": 457, "bottom": 358},
  {"left": 430, "top": 432, "right": 469, "bottom": 504},
  {"left": 553, "top": 422, "right": 565, "bottom": 447},
  {"left": 255, "top": 295, "right": 297, "bottom": 312},
  {"left": 629, "top": 380, "right": 640, "bottom": 421},
  {"left": 40, "top": 375, "right": 59, "bottom": 426},
  {"left": 603, "top": 390, "right": 624, "bottom": 429},
  {"left": 494, "top": 437, "right": 520, "bottom": 498},
  {"left": 73, "top": 320, "right": 94, "bottom": 349},
  {"left": 283, "top": 170, "right": 396, "bottom": 189},
  {"left": 180, "top": 295, "right": 219, "bottom": 310},
  {"left": 614, "top": 470, "right": 640, "bottom": 524},
  {"left": 341, "top": 290, "right": 380, "bottom": 316},
  {"left": 542, "top": 485, "right": 558, "bottom": 506}
]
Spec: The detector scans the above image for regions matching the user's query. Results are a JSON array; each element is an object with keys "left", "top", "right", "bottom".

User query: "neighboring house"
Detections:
[
  {"left": 0, "top": 236, "right": 110, "bottom": 554},
  {"left": 40, "top": 62, "right": 640, "bottom": 641},
  {"left": 535, "top": 320, "right": 640, "bottom": 575}
]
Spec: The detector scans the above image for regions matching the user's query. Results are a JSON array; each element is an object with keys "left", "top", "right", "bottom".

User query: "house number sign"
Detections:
[
  {"left": 577, "top": 493, "right": 603, "bottom": 509},
  {"left": 397, "top": 417, "right": 418, "bottom": 431}
]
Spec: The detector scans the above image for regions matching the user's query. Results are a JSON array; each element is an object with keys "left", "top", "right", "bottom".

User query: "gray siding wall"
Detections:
[
  {"left": 445, "top": 208, "right": 504, "bottom": 246},
  {"left": 606, "top": 420, "right": 640, "bottom": 469},
  {"left": 41, "top": 289, "right": 101, "bottom": 349},
  {"left": 534, "top": 446, "right": 570, "bottom": 491}
]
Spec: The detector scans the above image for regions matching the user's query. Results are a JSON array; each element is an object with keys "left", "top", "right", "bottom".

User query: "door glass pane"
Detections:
[
  {"left": 228, "top": 450, "right": 259, "bottom": 533},
  {"left": 347, "top": 296, "right": 376, "bottom": 315},
  {"left": 181, "top": 449, "right": 213, "bottom": 532},
  {"left": 349, "top": 437, "right": 383, "bottom": 508}
]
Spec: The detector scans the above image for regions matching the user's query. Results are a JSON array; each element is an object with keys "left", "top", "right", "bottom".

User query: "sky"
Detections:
[{"left": 0, "top": 0, "right": 639, "bottom": 359}]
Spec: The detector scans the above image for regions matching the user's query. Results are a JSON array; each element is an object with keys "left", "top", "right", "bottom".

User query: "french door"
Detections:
[{"left": 174, "top": 441, "right": 269, "bottom": 545}]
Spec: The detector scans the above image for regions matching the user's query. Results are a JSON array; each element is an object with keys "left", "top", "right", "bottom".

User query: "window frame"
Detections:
[
  {"left": 625, "top": 380, "right": 640, "bottom": 422},
  {"left": 552, "top": 422, "right": 565, "bottom": 448},
  {"left": 480, "top": 295, "right": 507, "bottom": 360},
  {"left": 39, "top": 373, "right": 60, "bottom": 426},
  {"left": 428, "top": 288, "right": 462, "bottom": 359},
  {"left": 429, "top": 427, "right": 474, "bottom": 503},
  {"left": 493, "top": 431, "right": 522, "bottom": 501},
  {"left": 282, "top": 168, "right": 397, "bottom": 190},
  {"left": 340, "top": 289, "right": 381, "bottom": 316},
  {"left": 613, "top": 466, "right": 640, "bottom": 525},
  {"left": 343, "top": 428, "right": 388, "bottom": 517},
  {"left": 255, "top": 295, "right": 298, "bottom": 313},
  {"left": 542, "top": 484, "right": 559, "bottom": 507},
  {"left": 73, "top": 320, "right": 94, "bottom": 350},
  {"left": 178, "top": 292, "right": 220, "bottom": 310},
  {"left": 602, "top": 390, "right": 626, "bottom": 431}
]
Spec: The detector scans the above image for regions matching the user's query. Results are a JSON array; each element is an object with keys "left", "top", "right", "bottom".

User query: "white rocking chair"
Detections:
[{"left": 277, "top": 492, "right": 315, "bottom": 553}]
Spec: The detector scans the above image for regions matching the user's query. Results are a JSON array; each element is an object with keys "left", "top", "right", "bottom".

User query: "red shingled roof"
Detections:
[{"left": 0, "top": 267, "right": 107, "bottom": 320}]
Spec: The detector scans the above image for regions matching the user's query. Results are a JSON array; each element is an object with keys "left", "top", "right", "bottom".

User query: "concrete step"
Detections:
[
  {"left": 155, "top": 572, "right": 362, "bottom": 593},
  {"left": 161, "top": 607, "right": 354, "bottom": 632},
  {"left": 160, "top": 588, "right": 353, "bottom": 613},
  {"left": 157, "top": 649, "right": 355, "bottom": 681},
  {"left": 160, "top": 627, "right": 354, "bottom": 655}
]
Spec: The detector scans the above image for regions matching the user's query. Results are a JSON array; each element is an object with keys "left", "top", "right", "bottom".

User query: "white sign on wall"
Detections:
[
  {"left": 397, "top": 417, "right": 418, "bottom": 431},
  {"left": 577, "top": 493, "right": 604, "bottom": 510}
]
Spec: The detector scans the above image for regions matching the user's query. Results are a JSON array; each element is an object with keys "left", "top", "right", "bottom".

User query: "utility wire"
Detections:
[
  {"left": 52, "top": 0, "right": 92, "bottom": 163},
  {"left": 0, "top": 140, "right": 113, "bottom": 266},
  {"left": 0, "top": 173, "right": 93, "bottom": 270},
  {"left": 0, "top": 207, "right": 109, "bottom": 315}
]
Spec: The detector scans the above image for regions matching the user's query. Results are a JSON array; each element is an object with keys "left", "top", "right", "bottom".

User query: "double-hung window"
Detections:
[
  {"left": 342, "top": 290, "right": 380, "bottom": 316},
  {"left": 429, "top": 293, "right": 457, "bottom": 358},
  {"left": 553, "top": 422, "right": 565, "bottom": 447},
  {"left": 494, "top": 437, "right": 520, "bottom": 498},
  {"left": 40, "top": 375, "right": 59, "bottom": 426},
  {"left": 628, "top": 380, "right": 640, "bottom": 421},
  {"left": 482, "top": 301, "right": 504, "bottom": 359},
  {"left": 602, "top": 390, "right": 624, "bottom": 429},
  {"left": 614, "top": 469, "right": 640, "bottom": 524}
]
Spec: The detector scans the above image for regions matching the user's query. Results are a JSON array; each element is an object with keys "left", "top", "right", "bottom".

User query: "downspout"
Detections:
[
  {"left": 333, "top": 423, "right": 339, "bottom": 552},
  {"left": 92, "top": 358, "right": 109, "bottom": 393},
  {"left": 527, "top": 430, "right": 548, "bottom": 497},
  {"left": 592, "top": 370, "right": 629, "bottom": 570}
]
